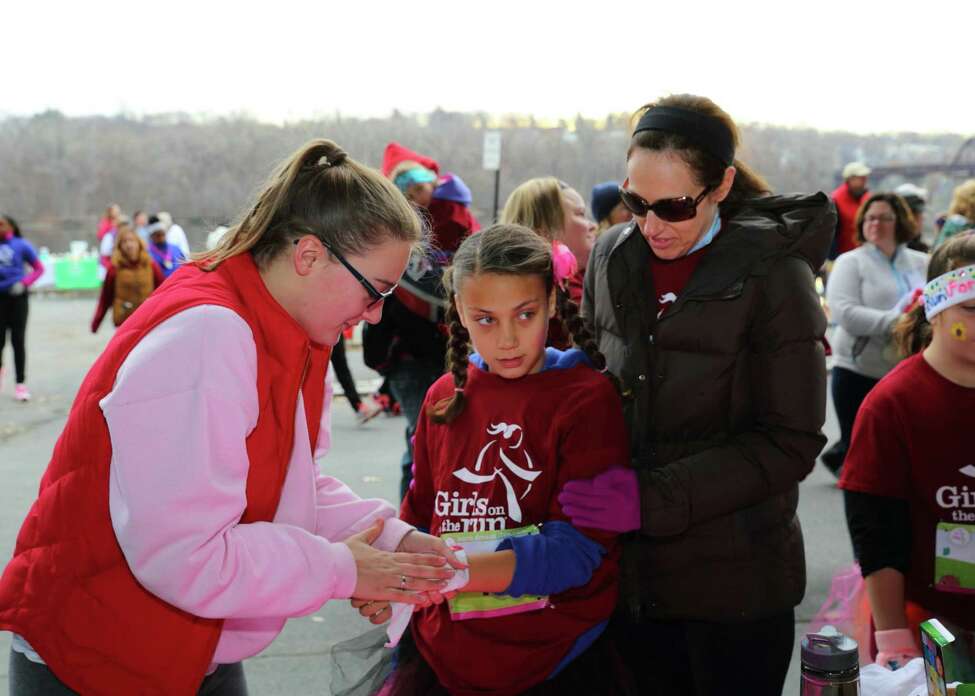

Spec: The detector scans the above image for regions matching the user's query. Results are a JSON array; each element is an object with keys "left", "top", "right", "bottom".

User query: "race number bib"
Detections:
[
  {"left": 442, "top": 524, "right": 549, "bottom": 620},
  {"left": 934, "top": 523, "right": 975, "bottom": 594}
]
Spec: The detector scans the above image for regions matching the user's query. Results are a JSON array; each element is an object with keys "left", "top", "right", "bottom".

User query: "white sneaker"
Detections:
[{"left": 14, "top": 383, "right": 30, "bottom": 402}]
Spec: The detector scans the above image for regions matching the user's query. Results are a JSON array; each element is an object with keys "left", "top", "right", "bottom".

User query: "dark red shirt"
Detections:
[
  {"left": 649, "top": 243, "right": 710, "bottom": 319},
  {"left": 401, "top": 361, "right": 627, "bottom": 696},
  {"left": 839, "top": 353, "right": 975, "bottom": 629}
]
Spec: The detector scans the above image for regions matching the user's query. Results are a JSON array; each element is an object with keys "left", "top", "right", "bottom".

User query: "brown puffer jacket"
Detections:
[{"left": 582, "top": 192, "right": 835, "bottom": 622}]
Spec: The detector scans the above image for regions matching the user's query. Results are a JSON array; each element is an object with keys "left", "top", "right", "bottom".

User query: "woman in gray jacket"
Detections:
[{"left": 821, "top": 192, "right": 928, "bottom": 475}]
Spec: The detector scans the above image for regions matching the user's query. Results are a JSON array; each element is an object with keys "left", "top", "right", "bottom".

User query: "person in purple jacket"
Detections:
[
  {"left": 0, "top": 214, "right": 44, "bottom": 402},
  {"left": 145, "top": 215, "right": 187, "bottom": 279}
]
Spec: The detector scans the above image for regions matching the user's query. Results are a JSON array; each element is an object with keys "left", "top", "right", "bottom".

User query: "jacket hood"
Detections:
[{"left": 725, "top": 192, "right": 836, "bottom": 271}]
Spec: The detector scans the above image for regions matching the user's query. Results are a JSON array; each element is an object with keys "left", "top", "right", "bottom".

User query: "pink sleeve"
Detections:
[
  {"left": 313, "top": 473, "right": 413, "bottom": 551},
  {"left": 313, "top": 366, "right": 413, "bottom": 551},
  {"left": 22, "top": 256, "right": 44, "bottom": 288},
  {"left": 103, "top": 306, "right": 357, "bottom": 620},
  {"left": 314, "top": 368, "right": 335, "bottom": 460}
]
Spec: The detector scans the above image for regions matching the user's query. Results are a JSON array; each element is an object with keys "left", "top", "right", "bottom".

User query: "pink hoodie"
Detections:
[{"left": 98, "top": 304, "right": 412, "bottom": 667}]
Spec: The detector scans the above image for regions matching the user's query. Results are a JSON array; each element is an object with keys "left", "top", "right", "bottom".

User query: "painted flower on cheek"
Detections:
[{"left": 951, "top": 322, "right": 968, "bottom": 341}]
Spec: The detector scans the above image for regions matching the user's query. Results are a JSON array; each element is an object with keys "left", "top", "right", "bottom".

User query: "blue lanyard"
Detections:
[{"left": 872, "top": 244, "right": 911, "bottom": 296}]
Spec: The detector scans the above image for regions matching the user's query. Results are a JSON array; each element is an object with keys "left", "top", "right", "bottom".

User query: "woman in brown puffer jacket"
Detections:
[
  {"left": 558, "top": 94, "right": 835, "bottom": 696},
  {"left": 91, "top": 222, "right": 164, "bottom": 332}
]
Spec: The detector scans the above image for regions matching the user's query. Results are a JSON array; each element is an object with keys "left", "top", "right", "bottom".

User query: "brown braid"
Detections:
[
  {"left": 428, "top": 272, "right": 472, "bottom": 424},
  {"left": 556, "top": 288, "right": 622, "bottom": 393},
  {"left": 428, "top": 223, "right": 623, "bottom": 422}
]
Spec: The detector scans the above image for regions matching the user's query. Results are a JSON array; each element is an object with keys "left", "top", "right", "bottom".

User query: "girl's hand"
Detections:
[
  {"left": 350, "top": 598, "right": 393, "bottom": 625},
  {"left": 341, "top": 520, "right": 456, "bottom": 604},
  {"left": 874, "top": 628, "right": 921, "bottom": 670}
]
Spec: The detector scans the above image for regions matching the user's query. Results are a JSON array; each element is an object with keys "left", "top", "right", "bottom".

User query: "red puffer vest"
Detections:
[
  {"left": 831, "top": 181, "right": 869, "bottom": 256},
  {"left": 0, "top": 253, "right": 330, "bottom": 695}
]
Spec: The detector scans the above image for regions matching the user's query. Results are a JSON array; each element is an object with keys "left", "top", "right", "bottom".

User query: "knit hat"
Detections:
[
  {"left": 381, "top": 142, "right": 440, "bottom": 178},
  {"left": 591, "top": 181, "right": 623, "bottom": 223},
  {"left": 433, "top": 173, "right": 473, "bottom": 205},
  {"left": 894, "top": 183, "right": 928, "bottom": 213}
]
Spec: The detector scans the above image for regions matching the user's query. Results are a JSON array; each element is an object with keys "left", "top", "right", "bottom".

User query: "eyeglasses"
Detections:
[
  {"left": 295, "top": 238, "right": 396, "bottom": 309},
  {"left": 618, "top": 185, "right": 713, "bottom": 222},
  {"left": 864, "top": 214, "right": 896, "bottom": 224}
]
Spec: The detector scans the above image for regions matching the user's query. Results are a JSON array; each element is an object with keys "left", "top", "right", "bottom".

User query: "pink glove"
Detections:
[
  {"left": 875, "top": 628, "right": 921, "bottom": 670},
  {"left": 558, "top": 466, "right": 640, "bottom": 533}
]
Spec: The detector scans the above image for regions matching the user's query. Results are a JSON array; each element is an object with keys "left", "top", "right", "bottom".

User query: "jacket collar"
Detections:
[
  {"left": 218, "top": 253, "right": 315, "bottom": 352},
  {"left": 606, "top": 193, "right": 835, "bottom": 321}
]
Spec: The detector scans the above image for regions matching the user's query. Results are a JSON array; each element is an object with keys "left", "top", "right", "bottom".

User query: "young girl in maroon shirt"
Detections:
[
  {"left": 839, "top": 232, "right": 975, "bottom": 676},
  {"left": 355, "top": 224, "right": 633, "bottom": 696}
]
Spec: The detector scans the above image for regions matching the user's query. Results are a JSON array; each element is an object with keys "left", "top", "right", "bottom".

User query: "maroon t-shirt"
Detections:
[
  {"left": 839, "top": 353, "right": 975, "bottom": 628},
  {"left": 649, "top": 242, "right": 711, "bottom": 319},
  {"left": 401, "top": 362, "right": 628, "bottom": 696}
]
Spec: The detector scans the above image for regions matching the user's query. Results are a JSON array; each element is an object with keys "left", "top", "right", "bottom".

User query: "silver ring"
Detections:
[{"left": 400, "top": 574, "right": 407, "bottom": 589}]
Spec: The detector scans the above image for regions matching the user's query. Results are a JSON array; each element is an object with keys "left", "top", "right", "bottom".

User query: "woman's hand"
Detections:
[
  {"left": 350, "top": 598, "right": 392, "bottom": 625},
  {"left": 558, "top": 466, "right": 641, "bottom": 533},
  {"left": 396, "top": 530, "right": 467, "bottom": 569},
  {"left": 342, "top": 519, "right": 457, "bottom": 604},
  {"left": 396, "top": 530, "right": 468, "bottom": 604}
]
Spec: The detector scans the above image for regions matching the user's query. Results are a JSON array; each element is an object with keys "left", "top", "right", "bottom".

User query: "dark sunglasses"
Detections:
[
  {"left": 294, "top": 238, "right": 396, "bottom": 309},
  {"left": 618, "top": 185, "right": 713, "bottom": 222}
]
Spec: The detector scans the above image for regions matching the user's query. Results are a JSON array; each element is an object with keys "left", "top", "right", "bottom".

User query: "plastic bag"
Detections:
[
  {"left": 860, "top": 658, "right": 928, "bottom": 696},
  {"left": 808, "top": 563, "right": 873, "bottom": 663},
  {"left": 330, "top": 626, "right": 395, "bottom": 696}
]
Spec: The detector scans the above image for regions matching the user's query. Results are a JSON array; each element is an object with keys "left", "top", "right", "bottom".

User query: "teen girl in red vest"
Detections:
[
  {"left": 0, "top": 139, "right": 465, "bottom": 696},
  {"left": 90, "top": 220, "right": 165, "bottom": 332},
  {"left": 840, "top": 232, "right": 975, "bottom": 677},
  {"left": 356, "top": 224, "right": 633, "bottom": 695}
]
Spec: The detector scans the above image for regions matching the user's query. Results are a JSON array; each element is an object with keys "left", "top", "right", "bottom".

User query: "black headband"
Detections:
[{"left": 633, "top": 106, "right": 735, "bottom": 166}]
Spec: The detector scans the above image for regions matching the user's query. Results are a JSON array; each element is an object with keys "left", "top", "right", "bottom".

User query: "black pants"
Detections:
[
  {"left": 822, "top": 367, "right": 879, "bottom": 473},
  {"left": 330, "top": 334, "right": 361, "bottom": 413},
  {"left": 387, "top": 359, "right": 443, "bottom": 500},
  {"left": 8, "top": 649, "right": 249, "bottom": 695},
  {"left": 610, "top": 610, "right": 795, "bottom": 696},
  {"left": 0, "top": 292, "right": 28, "bottom": 383}
]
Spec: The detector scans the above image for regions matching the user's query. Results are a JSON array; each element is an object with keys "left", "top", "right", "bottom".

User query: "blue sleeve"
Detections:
[
  {"left": 19, "top": 239, "right": 39, "bottom": 266},
  {"left": 496, "top": 521, "right": 605, "bottom": 598}
]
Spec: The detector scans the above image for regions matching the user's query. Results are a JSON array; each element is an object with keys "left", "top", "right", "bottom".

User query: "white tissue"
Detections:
[{"left": 385, "top": 549, "right": 469, "bottom": 648}]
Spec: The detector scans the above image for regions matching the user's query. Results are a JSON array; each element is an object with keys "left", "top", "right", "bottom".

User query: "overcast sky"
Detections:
[{"left": 4, "top": 0, "right": 971, "bottom": 134}]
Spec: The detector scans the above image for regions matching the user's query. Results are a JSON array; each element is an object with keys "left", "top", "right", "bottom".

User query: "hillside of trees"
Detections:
[{"left": 0, "top": 108, "right": 968, "bottom": 251}]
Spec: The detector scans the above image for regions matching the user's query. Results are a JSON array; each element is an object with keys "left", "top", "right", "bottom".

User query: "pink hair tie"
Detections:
[
  {"left": 551, "top": 241, "right": 578, "bottom": 286},
  {"left": 454, "top": 387, "right": 465, "bottom": 393}
]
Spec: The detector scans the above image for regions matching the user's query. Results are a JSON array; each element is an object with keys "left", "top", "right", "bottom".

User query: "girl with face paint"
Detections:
[{"left": 840, "top": 233, "right": 975, "bottom": 676}]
